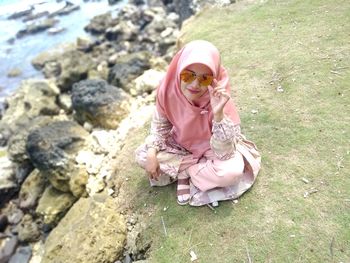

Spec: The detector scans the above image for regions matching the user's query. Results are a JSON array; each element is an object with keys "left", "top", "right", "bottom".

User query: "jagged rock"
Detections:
[
  {"left": 105, "top": 21, "right": 138, "bottom": 41},
  {"left": 3, "top": 203, "right": 24, "bottom": 225},
  {"left": 36, "top": 186, "right": 77, "bottom": 226},
  {"left": 43, "top": 61, "right": 61, "bottom": 78},
  {"left": 16, "top": 18, "right": 58, "bottom": 38},
  {"left": 0, "top": 79, "right": 60, "bottom": 146},
  {"left": 108, "top": 52, "right": 151, "bottom": 92},
  {"left": 17, "top": 214, "right": 40, "bottom": 242},
  {"left": 31, "top": 42, "right": 76, "bottom": 70},
  {"left": 7, "top": 116, "right": 55, "bottom": 164},
  {"left": 19, "top": 169, "right": 46, "bottom": 209},
  {"left": 8, "top": 7, "right": 33, "bottom": 19},
  {"left": 84, "top": 12, "right": 117, "bottom": 35},
  {"left": 0, "top": 153, "right": 16, "bottom": 193},
  {"left": 26, "top": 121, "right": 90, "bottom": 197},
  {"left": 55, "top": 50, "right": 95, "bottom": 92},
  {"left": 72, "top": 79, "right": 131, "bottom": 129},
  {"left": 42, "top": 197, "right": 126, "bottom": 263}
]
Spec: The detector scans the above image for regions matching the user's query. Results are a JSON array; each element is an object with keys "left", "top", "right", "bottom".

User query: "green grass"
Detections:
[{"left": 115, "top": 0, "right": 350, "bottom": 262}]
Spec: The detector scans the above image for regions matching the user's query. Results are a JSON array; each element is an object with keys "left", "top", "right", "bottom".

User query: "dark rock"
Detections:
[
  {"left": 26, "top": 121, "right": 89, "bottom": 197},
  {"left": 108, "top": 0, "right": 122, "bottom": 4},
  {"left": 0, "top": 215, "right": 8, "bottom": 232},
  {"left": 8, "top": 7, "right": 33, "bottom": 19},
  {"left": 16, "top": 18, "right": 58, "bottom": 38},
  {"left": 72, "top": 79, "right": 131, "bottom": 129},
  {"left": 84, "top": 12, "right": 117, "bottom": 35},
  {"left": 108, "top": 52, "right": 151, "bottom": 92},
  {"left": 22, "top": 11, "right": 49, "bottom": 22}
]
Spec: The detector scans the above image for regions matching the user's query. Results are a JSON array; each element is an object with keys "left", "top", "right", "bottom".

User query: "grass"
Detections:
[{"left": 114, "top": 0, "right": 350, "bottom": 262}]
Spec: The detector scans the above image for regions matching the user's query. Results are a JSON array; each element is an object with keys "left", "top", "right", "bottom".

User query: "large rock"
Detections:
[
  {"left": 72, "top": 79, "right": 131, "bottom": 129},
  {"left": 0, "top": 79, "right": 60, "bottom": 146},
  {"left": 84, "top": 12, "right": 117, "bottom": 35},
  {"left": 19, "top": 169, "right": 46, "bottom": 209},
  {"left": 42, "top": 197, "right": 126, "bottom": 263},
  {"left": 26, "top": 121, "right": 90, "bottom": 197},
  {"left": 108, "top": 52, "right": 151, "bottom": 92},
  {"left": 36, "top": 186, "right": 77, "bottom": 227},
  {"left": 55, "top": 50, "right": 95, "bottom": 92},
  {"left": 131, "top": 69, "right": 165, "bottom": 96}
]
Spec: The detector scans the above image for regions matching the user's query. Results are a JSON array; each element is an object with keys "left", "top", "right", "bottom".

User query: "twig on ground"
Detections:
[
  {"left": 161, "top": 216, "right": 167, "bottom": 236},
  {"left": 246, "top": 246, "right": 252, "bottom": 263}
]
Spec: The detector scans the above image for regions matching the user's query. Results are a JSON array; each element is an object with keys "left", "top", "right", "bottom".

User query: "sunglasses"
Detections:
[{"left": 180, "top": 69, "right": 214, "bottom": 87}]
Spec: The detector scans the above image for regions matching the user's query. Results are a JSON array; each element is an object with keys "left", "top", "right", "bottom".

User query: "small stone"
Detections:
[
  {"left": 276, "top": 85, "right": 284, "bottom": 92},
  {"left": 251, "top": 109, "right": 258, "bottom": 114}
]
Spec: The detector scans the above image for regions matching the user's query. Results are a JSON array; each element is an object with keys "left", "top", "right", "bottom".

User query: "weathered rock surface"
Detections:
[
  {"left": 17, "top": 214, "right": 40, "bottom": 242},
  {"left": 19, "top": 169, "right": 46, "bottom": 209},
  {"left": 26, "top": 121, "right": 89, "bottom": 197},
  {"left": 72, "top": 79, "right": 131, "bottom": 129},
  {"left": 131, "top": 69, "right": 165, "bottom": 96},
  {"left": 42, "top": 197, "right": 126, "bottom": 263},
  {"left": 36, "top": 186, "right": 77, "bottom": 226},
  {"left": 108, "top": 52, "right": 151, "bottom": 92},
  {"left": 0, "top": 79, "right": 60, "bottom": 146}
]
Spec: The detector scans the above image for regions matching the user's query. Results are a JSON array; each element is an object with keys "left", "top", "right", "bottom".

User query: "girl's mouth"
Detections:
[{"left": 187, "top": 88, "right": 201, "bottom": 94}]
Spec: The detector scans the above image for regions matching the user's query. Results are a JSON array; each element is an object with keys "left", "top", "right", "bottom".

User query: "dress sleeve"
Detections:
[
  {"left": 145, "top": 108, "right": 173, "bottom": 152},
  {"left": 210, "top": 116, "right": 241, "bottom": 160}
]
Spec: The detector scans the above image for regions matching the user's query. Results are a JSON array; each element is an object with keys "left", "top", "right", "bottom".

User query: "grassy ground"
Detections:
[{"left": 116, "top": 0, "right": 350, "bottom": 262}]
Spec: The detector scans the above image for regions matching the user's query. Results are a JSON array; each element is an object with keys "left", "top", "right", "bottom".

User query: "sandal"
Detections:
[{"left": 177, "top": 178, "right": 190, "bottom": 205}]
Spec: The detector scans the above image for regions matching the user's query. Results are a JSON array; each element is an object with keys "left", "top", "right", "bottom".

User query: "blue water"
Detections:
[{"left": 0, "top": 0, "right": 127, "bottom": 104}]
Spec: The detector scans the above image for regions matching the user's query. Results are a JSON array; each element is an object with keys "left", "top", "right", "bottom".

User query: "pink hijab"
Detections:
[{"left": 156, "top": 40, "right": 240, "bottom": 158}]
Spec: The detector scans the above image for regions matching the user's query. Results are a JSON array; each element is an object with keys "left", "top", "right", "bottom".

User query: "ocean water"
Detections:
[{"left": 0, "top": 0, "right": 128, "bottom": 104}]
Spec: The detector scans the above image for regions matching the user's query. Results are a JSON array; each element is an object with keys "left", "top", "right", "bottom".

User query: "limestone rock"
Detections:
[
  {"left": 19, "top": 169, "right": 46, "bottom": 209},
  {"left": 36, "top": 186, "right": 77, "bottom": 226},
  {"left": 131, "top": 69, "right": 165, "bottom": 96},
  {"left": 17, "top": 214, "right": 40, "bottom": 242},
  {"left": 26, "top": 121, "right": 89, "bottom": 197},
  {"left": 42, "top": 197, "right": 126, "bottom": 263}
]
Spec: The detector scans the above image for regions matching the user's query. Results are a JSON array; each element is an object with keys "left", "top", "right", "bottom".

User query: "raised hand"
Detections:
[{"left": 208, "top": 79, "right": 231, "bottom": 122}]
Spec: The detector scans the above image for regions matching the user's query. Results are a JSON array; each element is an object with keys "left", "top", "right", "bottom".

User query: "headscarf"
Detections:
[{"left": 156, "top": 40, "right": 240, "bottom": 158}]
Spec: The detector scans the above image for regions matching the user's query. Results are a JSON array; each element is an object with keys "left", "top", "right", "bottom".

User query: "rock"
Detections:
[
  {"left": 105, "top": 21, "right": 138, "bottom": 42},
  {"left": 131, "top": 69, "right": 165, "bottom": 96},
  {"left": 47, "top": 27, "right": 65, "bottom": 35},
  {"left": 0, "top": 154, "right": 16, "bottom": 193},
  {"left": 0, "top": 236, "right": 18, "bottom": 263},
  {"left": 55, "top": 50, "right": 95, "bottom": 92},
  {"left": 31, "top": 42, "right": 76, "bottom": 70},
  {"left": 108, "top": 0, "right": 122, "bottom": 4},
  {"left": 3, "top": 203, "right": 24, "bottom": 225},
  {"left": 42, "top": 197, "right": 126, "bottom": 263},
  {"left": 84, "top": 12, "right": 117, "bottom": 35},
  {"left": 19, "top": 169, "right": 46, "bottom": 209},
  {"left": 0, "top": 215, "right": 8, "bottom": 232},
  {"left": 22, "top": 11, "right": 49, "bottom": 22},
  {"left": 57, "top": 94, "right": 72, "bottom": 113},
  {"left": 72, "top": 79, "right": 131, "bottom": 129},
  {"left": 16, "top": 18, "right": 58, "bottom": 38},
  {"left": 108, "top": 52, "right": 151, "bottom": 92},
  {"left": 26, "top": 121, "right": 90, "bottom": 197},
  {"left": 7, "top": 68, "right": 22, "bottom": 78},
  {"left": 43, "top": 60, "right": 63, "bottom": 77},
  {"left": 0, "top": 79, "right": 60, "bottom": 145},
  {"left": 48, "top": 3, "right": 80, "bottom": 17},
  {"left": 7, "top": 116, "right": 55, "bottom": 164},
  {"left": 17, "top": 214, "right": 40, "bottom": 242},
  {"left": 8, "top": 7, "right": 33, "bottom": 19},
  {"left": 9, "top": 246, "right": 32, "bottom": 263},
  {"left": 36, "top": 186, "right": 77, "bottom": 227},
  {"left": 76, "top": 36, "right": 94, "bottom": 52}
]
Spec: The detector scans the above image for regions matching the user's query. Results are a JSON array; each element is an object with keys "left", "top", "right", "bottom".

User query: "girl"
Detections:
[{"left": 135, "top": 40, "right": 261, "bottom": 206}]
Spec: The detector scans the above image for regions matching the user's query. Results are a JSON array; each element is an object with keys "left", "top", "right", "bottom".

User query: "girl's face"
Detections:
[{"left": 180, "top": 63, "right": 213, "bottom": 103}]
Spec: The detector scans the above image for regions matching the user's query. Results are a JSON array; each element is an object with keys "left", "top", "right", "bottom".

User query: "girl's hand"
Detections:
[
  {"left": 208, "top": 79, "right": 231, "bottom": 122},
  {"left": 145, "top": 148, "right": 161, "bottom": 180}
]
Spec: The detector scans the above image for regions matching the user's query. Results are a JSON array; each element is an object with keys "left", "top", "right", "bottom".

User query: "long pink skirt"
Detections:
[{"left": 135, "top": 138, "right": 261, "bottom": 206}]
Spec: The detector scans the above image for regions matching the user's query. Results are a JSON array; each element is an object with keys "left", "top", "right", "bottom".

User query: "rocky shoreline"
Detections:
[{"left": 0, "top": 0, "right": 234, "bottom": 262}]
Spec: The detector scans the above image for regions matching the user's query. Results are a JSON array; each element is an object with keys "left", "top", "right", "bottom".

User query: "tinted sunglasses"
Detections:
[{"left": 180, "top": 69, "right": 214, "bottom": 87}]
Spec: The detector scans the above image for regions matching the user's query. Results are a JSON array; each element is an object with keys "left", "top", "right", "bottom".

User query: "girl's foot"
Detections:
[
  {"left": 177, "top": 178, "right": 190, "bottom": 205},
  {"left": 177, "top": 170, "right": 190, "bottom": 205}
]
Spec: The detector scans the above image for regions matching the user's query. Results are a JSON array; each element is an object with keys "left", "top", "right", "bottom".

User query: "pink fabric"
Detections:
[{"left": 156, "top": 40, "right": 240, "bottom": 158}]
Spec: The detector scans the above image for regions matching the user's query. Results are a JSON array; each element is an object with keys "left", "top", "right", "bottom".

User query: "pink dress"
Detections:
[{"left": 135, "top": 108, "right": 261, "bottom": 206}]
